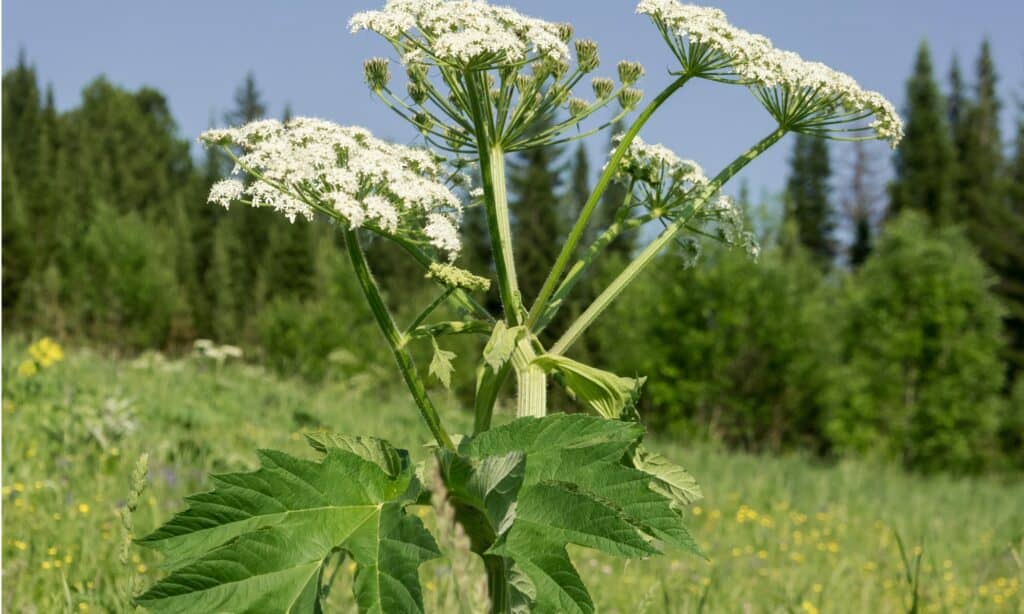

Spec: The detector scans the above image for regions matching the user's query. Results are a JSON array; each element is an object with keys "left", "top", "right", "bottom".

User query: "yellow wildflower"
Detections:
[
  {"left": 28, "top": 337, "right": 65, "bottom": 367},
  {"left": 77, "top": 503, "right": 90, "bottom": 514},
  {"left": 17, "top": 360, "right": 38, "bottom": 377},
  {"left": 137, "top": 564, "right": 148, "bottom": 574},
  {"left": 801, "top": 600, "right": 819, "bottom": 614}
]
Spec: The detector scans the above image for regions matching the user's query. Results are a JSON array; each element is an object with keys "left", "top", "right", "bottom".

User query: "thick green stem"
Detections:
[
  {"left": 511, "top": 337, "right": 546, "bottom": 418},
  {"left": 483, "top": 555, "right": 512, "bottom": 614},
  {"left": 479, "top": 143, "right": 523, "bottom": 325},
  {"left": 473, "top": 362, "right": 513, "bottom": 434},
  {"left": 343, "top": 228, "right": 455, "bottom": 450},
  {"left": 527, "top": 75, "right": 691, "bottom": 329},
  {"left": 550, "top": 127, "right": 787, "bottom": 355}
]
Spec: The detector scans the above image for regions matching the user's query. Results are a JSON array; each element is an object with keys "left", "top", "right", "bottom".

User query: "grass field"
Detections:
[{"left": 2, "top": 339, "right": 1022, "bottom": 613}]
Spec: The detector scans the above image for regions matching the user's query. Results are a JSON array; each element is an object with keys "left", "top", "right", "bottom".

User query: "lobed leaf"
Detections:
[
  {"left": 442, "top": 414, "right": 702, "bottom": 613},
  {"left": 136, "top": 445, "right": 438, "bottom": 613}
]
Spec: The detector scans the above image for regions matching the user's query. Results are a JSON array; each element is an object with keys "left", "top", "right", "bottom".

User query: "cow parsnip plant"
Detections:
[{"left": 136, "top": 2, "right": 902, "bottom": 612}]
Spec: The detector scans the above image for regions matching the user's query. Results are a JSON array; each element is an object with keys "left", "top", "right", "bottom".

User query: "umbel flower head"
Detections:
[
  {"left": 612, "top": 134, "right": 708, "bottom": 208},
  {"left": 350, "top": 0, "right": 570, "bottom": 69},
  {"left": 350, "top": 0, "right": 645, "bottom": 153},
  {"left": 201, "top": 117, "right": 463, "bottom": 259},
  {"left": 636, "top": 0, "right": 903, "bottom": 147},
  {"left": 611, "top": 136, "right": 758, "bottom": 261}
]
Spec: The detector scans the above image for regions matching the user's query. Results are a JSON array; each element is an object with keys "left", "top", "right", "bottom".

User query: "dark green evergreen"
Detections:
[
  {"left": 785, "top": 134, "right": 835, "bottom": 266},
  {"left": 889, "top": 42, "right": 957, "bottom": 225}
]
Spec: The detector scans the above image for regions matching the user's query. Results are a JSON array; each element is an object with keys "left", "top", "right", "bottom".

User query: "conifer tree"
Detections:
[
  {"left": 996, "top": 115, "right": 1024, "bottom": 378},
  {"left": 958, "top": 41, "right": 1006, "bottom": 252},
  {"left": 225, "top": 72, "right": 267, "bottom": 125},
  {"left": 785, "top": 134, "right": 835, "bottom": 266},
  {"left": 568, "top": 143, "right": 590, "bottom": 230},
  {"left": 889, "top": 42, "right": 957, "bottom": 225},
  {"left": 839, "top": 142, "right": 884, "bottom": 267},
  {"left": 224, "top": 73, "right": 276, "bottom": 310}
]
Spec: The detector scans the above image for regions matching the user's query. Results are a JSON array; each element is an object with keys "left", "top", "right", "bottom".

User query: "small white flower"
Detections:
[
  {"left": 208, "top": 179, "right": 244, "bottom": 209},
  {"left": 612, "top": 135, "right": 707, "bottom": 207}
]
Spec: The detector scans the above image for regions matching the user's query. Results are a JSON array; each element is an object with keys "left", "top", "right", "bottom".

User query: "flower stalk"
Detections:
[
  {"left": 343, "top": 227, "right": 455, "bottom": 450},
  {"left": 527, "top": 74, "right": 690, "bottom": 329},
  {"left": 550, "top": 126, "right": 787, "bottom": 355}
]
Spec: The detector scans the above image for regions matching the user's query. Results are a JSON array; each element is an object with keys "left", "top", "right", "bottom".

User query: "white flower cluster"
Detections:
[
  {"left": 636, "top": 0, "right": 903, "bottom": 146},
  {"left": 696, "top": 194, "right": 760, "bottom": 260},
  {"left": 350, "top": 0, "right": 569, "bottom": 68},
  {"left": 193, "top": 339, "right": 243, "bottom": 363},
  {"left": 200, "top": 117, "right": 463, "bottom": 259},
  {"left": 613, "top": 135, "right": 708, "bottom": 194}
]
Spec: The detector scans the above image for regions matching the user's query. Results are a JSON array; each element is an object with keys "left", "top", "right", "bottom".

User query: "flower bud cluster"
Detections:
[
  {"left": 427, "top": 262, "right": 491, "bottom": 292},
  {"left": 201, "top": 117, "right": 463, "bottom": 259}
]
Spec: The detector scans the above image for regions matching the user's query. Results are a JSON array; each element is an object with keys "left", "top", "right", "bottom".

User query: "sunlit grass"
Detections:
[{"left": 3, "top": 339, "right": 1021, "bottom": 612}]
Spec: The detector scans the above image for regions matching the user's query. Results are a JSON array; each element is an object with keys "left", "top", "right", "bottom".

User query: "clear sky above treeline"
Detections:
[{"left": 4, "top": 0, "right": 1023, "bottom": 200}]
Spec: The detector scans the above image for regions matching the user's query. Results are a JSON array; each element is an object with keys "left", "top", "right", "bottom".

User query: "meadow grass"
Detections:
[{"left": 2, "top": 340, "right": 1021, "bottom": 613}]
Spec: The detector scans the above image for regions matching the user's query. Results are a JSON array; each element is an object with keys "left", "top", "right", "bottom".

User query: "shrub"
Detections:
[
  {"left": 598, "top": 241, "right": 834, "bottom": 452},
  {"left": 823, "top": 211, "right": 1007, "bottom": 472}
]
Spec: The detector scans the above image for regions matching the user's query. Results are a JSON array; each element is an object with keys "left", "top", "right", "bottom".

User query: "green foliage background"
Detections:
[{"left": 3, "top": 40, "right": 1023, "bottom": 473}]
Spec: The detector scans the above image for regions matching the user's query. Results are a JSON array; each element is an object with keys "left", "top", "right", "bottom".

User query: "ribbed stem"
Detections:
[
  {"left": 479, "top": 143, "right": 522, "bottom": 325},
  {"left": 550, "top": 127, "right": 788, "bottom": 356},
  {"left": 483, "top": 555, "right": 511, "bottom": 614},
  {"left": 343, "top": 228, "right": 454, "bottom": 450},
  {"left": 511, "top": 337, "right": 546, "bottom": 418}
]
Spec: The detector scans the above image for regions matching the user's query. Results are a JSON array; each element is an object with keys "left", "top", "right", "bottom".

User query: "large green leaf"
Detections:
[
  {"left": 136, "top": 443, "right": 439, "bottom": 613},
  {"left": 442, "top": 414, "right": 702, "bottom": 614}
]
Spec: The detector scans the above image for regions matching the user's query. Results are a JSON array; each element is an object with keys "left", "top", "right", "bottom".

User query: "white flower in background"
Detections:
[
  {"left": 200, "top": 117, "right": 464, "bottom": 259},
  {"left": 695, "top": 194, "right": 760, "bottom": 260},
  {"left": 609, "top": 134, "right": 759, "bottom": 260},
  {"left": 613, "top": 134, "right": 708, "bottom": 195},
  {"left": 636, "top": 0, "right": 903, "bottom": 146},
  {"left": 350, "top": 0, "right": 569, "bottom": 68}
]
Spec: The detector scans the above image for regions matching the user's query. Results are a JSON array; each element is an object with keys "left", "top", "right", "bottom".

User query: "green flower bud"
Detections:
[
  {"left": 575, "top": 39, "right": 600, "bottom": 73},
  {"left": 556, "top": 23, "right": 574, "bottom": 42},
  {"left": 516, "top": 74, "right": 535, "bottom": 93},
  {"left": 618, "top": 87, "right": 643, "bottom": 110},
  {"left": 591, "top": 77, "right": 614, "bottom": 100},
  {"left": 408, "top": 82, "right": 428, "bottom": 105},
  {"left": 363, "top": 57, "right": 391, "bottom": 91},
  {"left": 617, "top": 60, "right": 645, "bottom": 86},
  {"left": 414, "top": 112, "right": 434, "bottom": 133},
  {"left": 568, "top": 97, "right": 590, "bottom": 118},
  {"left": 444, "top": 127, "right": 464, "bottom": 149},
  {"left": 406, "top": 63, "right": 429, "bottom": 84}
]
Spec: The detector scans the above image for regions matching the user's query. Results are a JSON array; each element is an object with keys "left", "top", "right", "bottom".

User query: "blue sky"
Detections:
[{"left": 4, "top": 1, "right": 1023, "bottom": 200}]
